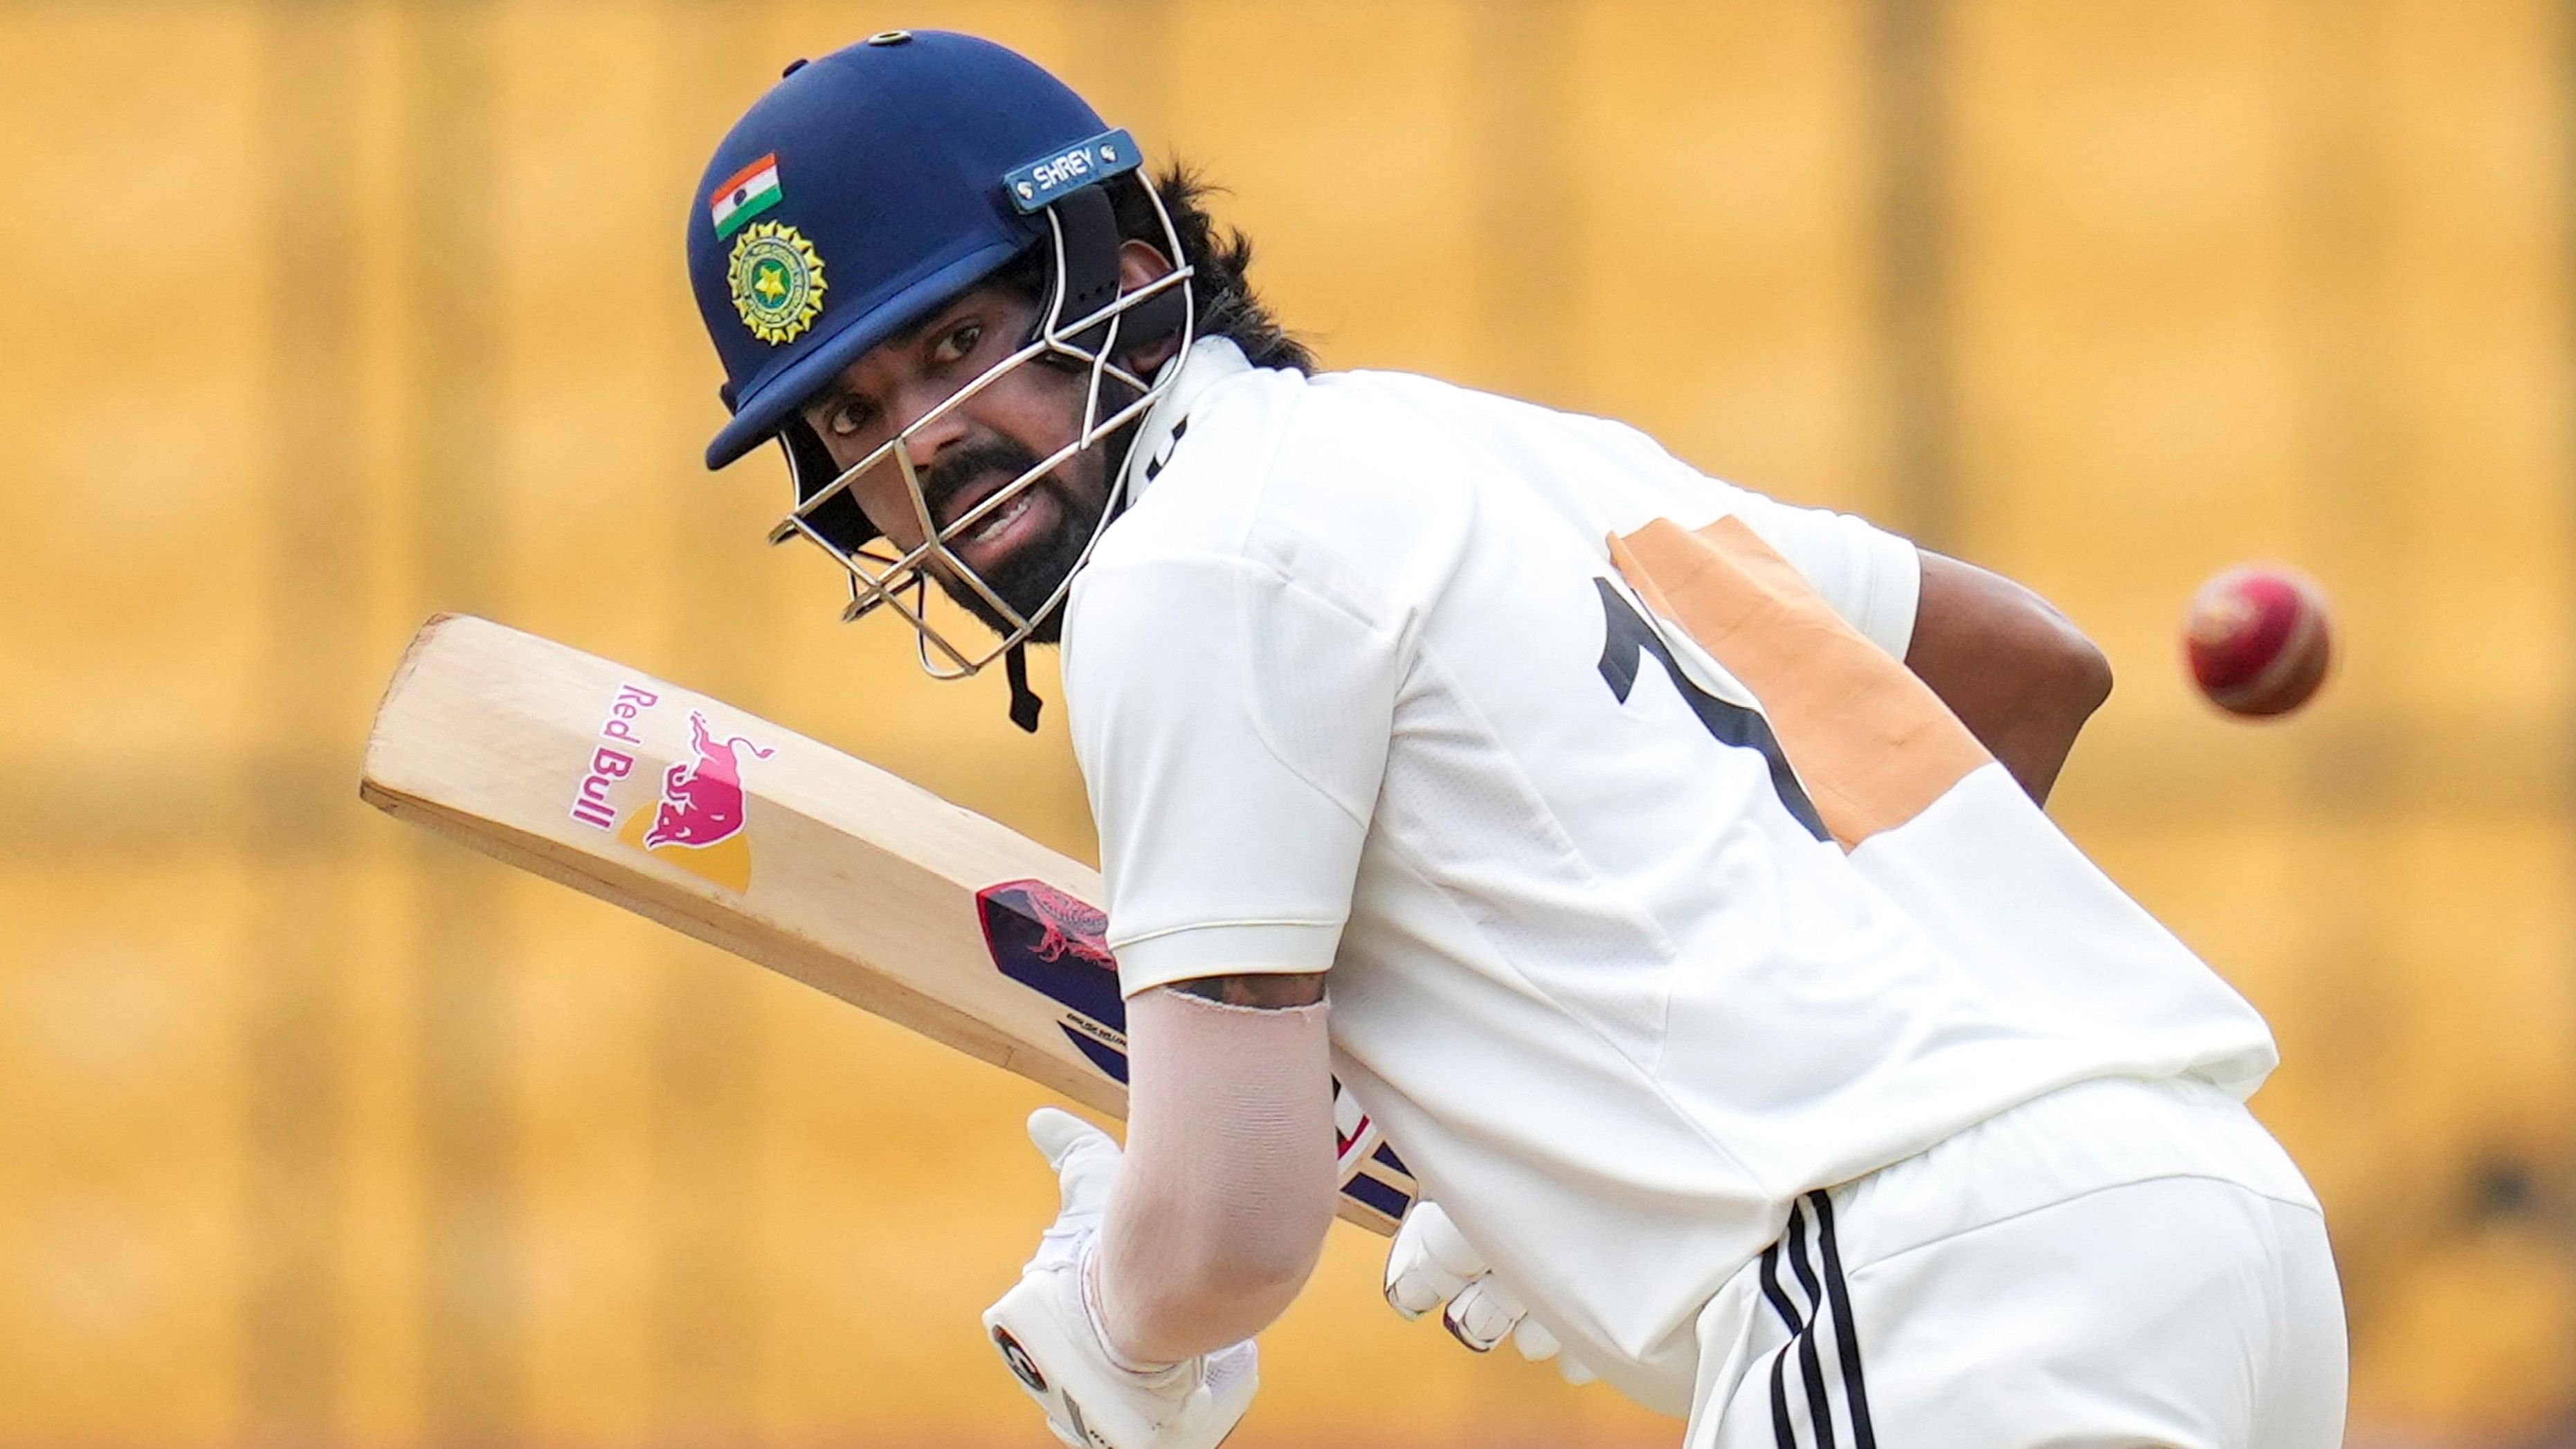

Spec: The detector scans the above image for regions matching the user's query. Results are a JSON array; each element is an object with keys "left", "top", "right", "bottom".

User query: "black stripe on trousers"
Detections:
[{"left": 1757, "top": 1190, "right": 1878, "bottom": 1449}]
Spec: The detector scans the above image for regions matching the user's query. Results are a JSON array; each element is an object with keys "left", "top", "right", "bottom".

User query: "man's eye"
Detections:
[
  {"left": 933, "top": 322, "right": 983, "bottom": 365},
  {"left": 824, "top": 401, "right": 872, "bottom": 438}
]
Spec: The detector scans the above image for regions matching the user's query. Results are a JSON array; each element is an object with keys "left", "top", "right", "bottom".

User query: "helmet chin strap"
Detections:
[{"left": 1006, "top": 644, "right": 1044, "bottom": 733}]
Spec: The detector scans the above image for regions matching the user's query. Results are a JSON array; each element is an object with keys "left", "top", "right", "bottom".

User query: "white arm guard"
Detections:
[{"left": 1098, "top": 988, "right": 1336, "bottom": 1362}]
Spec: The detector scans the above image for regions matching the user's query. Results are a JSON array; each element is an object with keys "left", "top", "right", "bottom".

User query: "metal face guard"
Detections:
[{"left": 765, "top": 179, "right": 1197, "bottom": 680}]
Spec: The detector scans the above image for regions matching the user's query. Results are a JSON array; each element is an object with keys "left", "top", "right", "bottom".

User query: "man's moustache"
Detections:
[{"left": 924, "top": 444, "right": 1045, "bottom": 527}]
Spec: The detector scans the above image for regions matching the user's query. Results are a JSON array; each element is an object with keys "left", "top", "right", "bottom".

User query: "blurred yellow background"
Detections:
[{"left": 4, "top": 0, "right": 2571, "bottom": 1444}]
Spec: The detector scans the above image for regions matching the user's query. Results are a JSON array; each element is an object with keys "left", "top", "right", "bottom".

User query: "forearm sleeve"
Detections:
[{"left": 1092, "top": 987, "right": 1339, "bottom": 1365}]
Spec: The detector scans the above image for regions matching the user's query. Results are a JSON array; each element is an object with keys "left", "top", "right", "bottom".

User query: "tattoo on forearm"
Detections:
[{"left": 1168, "top": 974, "right": 1327, "bottom": 1008}]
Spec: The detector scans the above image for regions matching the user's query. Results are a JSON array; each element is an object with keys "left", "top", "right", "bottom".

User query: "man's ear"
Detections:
[
  {"left": 1116, "top": 238, "right": 1175, "bottom": 289},
  {"left": 1115, "top": 239, "right": 1186, "bottom": 373}
]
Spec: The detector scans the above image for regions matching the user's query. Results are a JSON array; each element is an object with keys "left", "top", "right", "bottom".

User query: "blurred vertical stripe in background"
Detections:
[{"left": 3, "top": 2, "right": 2574, "bottom": 1445}]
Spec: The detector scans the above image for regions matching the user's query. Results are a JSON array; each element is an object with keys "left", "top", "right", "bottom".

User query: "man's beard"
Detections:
[{"left": 920, "top": 437, "right": 1109, "bottom": 644}]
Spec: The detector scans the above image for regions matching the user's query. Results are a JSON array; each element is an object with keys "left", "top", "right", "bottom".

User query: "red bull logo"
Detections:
[
  {"left": 642, "top": 712, "right": 774, "bottom": 849},
  {"left": 555, "top": 689, "right": 767, "bottom": 893}
]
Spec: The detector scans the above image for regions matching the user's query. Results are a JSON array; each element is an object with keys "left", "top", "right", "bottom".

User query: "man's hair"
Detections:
[{"left": 997, "top": 161, "right": 1316, "bottom": 374}]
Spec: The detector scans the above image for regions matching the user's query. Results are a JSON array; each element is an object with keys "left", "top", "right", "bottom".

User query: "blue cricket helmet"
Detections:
[{"left": 687, "top": 30, "right": 1125, "bottom": 469}]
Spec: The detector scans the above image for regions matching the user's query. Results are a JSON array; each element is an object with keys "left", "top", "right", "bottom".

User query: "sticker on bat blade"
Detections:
[{"left": 977, "top": 879, "right": 1130, "bottom": 1082}]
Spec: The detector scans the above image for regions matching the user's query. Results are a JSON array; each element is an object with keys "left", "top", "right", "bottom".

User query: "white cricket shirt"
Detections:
[{"left": 1060, "top": 338, "right": 2276, "bottom": 1412}]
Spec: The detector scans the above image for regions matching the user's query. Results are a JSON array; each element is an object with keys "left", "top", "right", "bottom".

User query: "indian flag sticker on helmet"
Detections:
[
  {"left": 709, "top": 153, "right": 783, "bottom": 239},
  {"left": 727, "top": 221, "right": 826, "bottom": 345}
]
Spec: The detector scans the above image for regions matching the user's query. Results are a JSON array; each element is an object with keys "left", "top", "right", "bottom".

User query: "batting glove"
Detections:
[
  {"left": 983, "top": 1108, "right": 1260, "bottom": 1449},
  {"left": 1382, "top": 1200, "right": 1595, "bottom": 1385}
]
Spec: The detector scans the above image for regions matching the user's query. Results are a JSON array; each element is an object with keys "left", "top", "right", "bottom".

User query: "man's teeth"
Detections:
[{"left": 963, "top": 492, "right": 1033, "bottom": 545}]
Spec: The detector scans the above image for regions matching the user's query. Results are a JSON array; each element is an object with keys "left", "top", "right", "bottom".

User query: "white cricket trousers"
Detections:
[{"left": 1685, "top": 1074, "right": 2348, "bottom": 1449}]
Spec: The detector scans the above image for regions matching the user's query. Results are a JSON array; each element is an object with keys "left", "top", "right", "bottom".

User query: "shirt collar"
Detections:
[{"left": 1122, "top": 335, "right": 1254, "bottom": 502}]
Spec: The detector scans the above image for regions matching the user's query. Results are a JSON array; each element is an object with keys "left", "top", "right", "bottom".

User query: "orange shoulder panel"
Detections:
[{"left": 1608, "top": 516, "right": 1990, "bottom": 849}]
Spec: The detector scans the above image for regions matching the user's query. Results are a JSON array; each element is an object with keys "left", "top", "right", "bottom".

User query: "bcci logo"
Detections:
[{"left": 727, "top": 221, "right": 826, "bottom": 345}]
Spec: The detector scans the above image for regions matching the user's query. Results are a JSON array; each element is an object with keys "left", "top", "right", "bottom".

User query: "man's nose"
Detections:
[{"left": 891, "top": 383, "right": 973, "bottom": 471}]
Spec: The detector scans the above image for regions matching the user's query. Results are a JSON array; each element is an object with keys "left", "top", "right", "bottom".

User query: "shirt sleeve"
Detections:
[{"left": 1062, "top": 552, "right": 1404, "bottom": 996}]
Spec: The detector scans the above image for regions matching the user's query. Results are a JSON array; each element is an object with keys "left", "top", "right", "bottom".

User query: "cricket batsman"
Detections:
[{"left": 684, "top": 32, "right": 2347, "bottom": 1448}]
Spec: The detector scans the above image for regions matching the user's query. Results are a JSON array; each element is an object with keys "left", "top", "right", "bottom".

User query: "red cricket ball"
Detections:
[{"left": 2184, "top": 565, "right": 2334, "bottom": 718}]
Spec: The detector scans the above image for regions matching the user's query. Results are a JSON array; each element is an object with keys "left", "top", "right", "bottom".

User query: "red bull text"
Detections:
[{"left": 570, "top": 683, "right": 661, "bottom": 830}]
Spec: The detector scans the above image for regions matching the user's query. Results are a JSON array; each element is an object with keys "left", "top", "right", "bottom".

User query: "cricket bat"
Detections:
[{"left": 359, "top": 614, "right": 1417, "bottom": 1234}]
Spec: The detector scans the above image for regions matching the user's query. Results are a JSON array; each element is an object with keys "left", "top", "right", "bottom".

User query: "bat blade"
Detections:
[{"left": 359, "top": 613, "right": 1414, "bottom": 1232}]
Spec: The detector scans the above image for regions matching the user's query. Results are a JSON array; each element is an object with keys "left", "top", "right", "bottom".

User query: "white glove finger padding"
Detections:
[
  {"left": 1381, "top": 1201, "right": 1491, "bottom": 1320},
  {"left": 1507, "top": 1316, "right": 1599, "bottom": 1384},
  {"left": 1440, "top": 1275, "right": 1527, "bottom": 1354},
  {"left": 1028, "top": 1106, "right": 1123, "bottom": 1223},
  {"left": 1512, "top": 1315, "right": 1561, "bottom": 1362}
]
